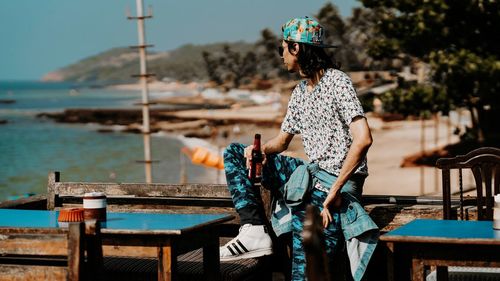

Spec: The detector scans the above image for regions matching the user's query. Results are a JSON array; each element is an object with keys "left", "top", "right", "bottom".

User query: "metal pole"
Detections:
[{"left": 135, "top": 0, "right": 152, "bottom": 183}]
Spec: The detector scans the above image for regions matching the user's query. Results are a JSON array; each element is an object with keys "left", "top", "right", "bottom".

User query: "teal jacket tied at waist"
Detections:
[{"left": 271, "top": 163, "right": 379, "bottom": 281}]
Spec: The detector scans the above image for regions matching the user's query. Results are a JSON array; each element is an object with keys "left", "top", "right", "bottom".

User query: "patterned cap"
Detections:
[{"left": 281, "top": 16, "right": 337, "bottom": 48}]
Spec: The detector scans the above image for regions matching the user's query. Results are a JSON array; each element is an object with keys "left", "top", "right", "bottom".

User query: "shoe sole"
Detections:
[{"left": 220, "top": 248, "right": 273, "bottom": 261}]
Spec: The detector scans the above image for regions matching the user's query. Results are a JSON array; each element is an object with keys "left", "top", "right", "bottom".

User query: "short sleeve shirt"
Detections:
[{"left": 281, "top": 68, "right": 368, "bottom": 176}]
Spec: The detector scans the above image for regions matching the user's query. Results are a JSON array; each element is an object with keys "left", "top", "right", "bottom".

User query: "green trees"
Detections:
[
  {"left": 254, "top": 28, "right": 290, "bottom": 79},
  {"left": 201, "top": 45, "right": 257, "bottom": 88},
  {"left": 361, "top": 0, "right": 500, "bottom": 143},
  {"left": 200, "top": 3, "right": 386, "bottom": 86},
  {"left": 201, "top": 29, "right": 287, "bottom": 87},
  {"left": 316, "top": 3, "right": 393, "bottom": 71}
]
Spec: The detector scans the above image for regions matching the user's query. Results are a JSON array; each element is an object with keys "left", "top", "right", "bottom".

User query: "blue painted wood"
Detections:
[
  {"left": 0, "top": 209, "right": 230, "bottom": 232},
  {"left": 385, "top": 219, "right": 500, "bottom": 240}
]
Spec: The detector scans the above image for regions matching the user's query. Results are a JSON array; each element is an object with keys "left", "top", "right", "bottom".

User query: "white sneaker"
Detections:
[{"left": 220, "top": 224, "right": 273, "bottom": 261}]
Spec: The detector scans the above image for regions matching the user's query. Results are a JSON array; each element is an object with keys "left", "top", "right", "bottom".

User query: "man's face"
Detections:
[{"left": 280, "top": 41, "right": 299, "bottom": 73}]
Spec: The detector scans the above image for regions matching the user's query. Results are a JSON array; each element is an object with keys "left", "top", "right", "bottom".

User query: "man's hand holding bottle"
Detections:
[
  {"left": 246, "top": 134, "right": 265, "bottom": 183},
  {"left": 244, "top": 145, "right": 267, "bottom": 168}
]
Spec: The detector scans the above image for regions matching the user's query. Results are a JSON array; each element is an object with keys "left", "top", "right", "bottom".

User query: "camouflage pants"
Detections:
[
  {"left": 223, "top": 143, "right": 342, "bottom": 281},
  {"left": 291, "top": 188, "right": 342, "bottom": 281}
]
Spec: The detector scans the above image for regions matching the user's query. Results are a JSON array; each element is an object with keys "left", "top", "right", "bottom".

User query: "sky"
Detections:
[{"left": 0, "top": 0, "right": 360, "bottom": 81}]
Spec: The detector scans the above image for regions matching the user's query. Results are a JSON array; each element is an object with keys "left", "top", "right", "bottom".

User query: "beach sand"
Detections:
[{"left": 198, "top": 108, "right": 462, "bottom": 197}]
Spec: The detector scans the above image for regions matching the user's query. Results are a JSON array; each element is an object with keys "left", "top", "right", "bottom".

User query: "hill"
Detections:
[{"left": 42, "top": 41, "right": 255, "bottom": 84}]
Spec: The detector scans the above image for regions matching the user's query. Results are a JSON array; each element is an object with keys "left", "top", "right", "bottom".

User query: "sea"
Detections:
[{"left": 0, "top": 81, "right": 221, "bottom": 202}]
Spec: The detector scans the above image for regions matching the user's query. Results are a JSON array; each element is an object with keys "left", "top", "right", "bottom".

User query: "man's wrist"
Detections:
[
  {"left": 261, "top": 144, "right": 268, "bottom": 155},
  {"left": 330, "top": 186, "right": 341, "bottom": 196}
]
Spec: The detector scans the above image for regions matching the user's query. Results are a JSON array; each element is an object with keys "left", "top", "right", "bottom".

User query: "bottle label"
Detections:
[
  {"left": 249, "top": 133, "right": 263, "bottom": 183},
  {"left": 248, "top": 161, "right": 263, "bottom": 182},
  {"left": 255, "top": 162, "right": 262, "bottom": 180}
]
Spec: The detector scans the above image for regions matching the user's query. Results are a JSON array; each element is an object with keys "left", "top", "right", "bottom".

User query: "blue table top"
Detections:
[
  {"left": 0, "top": 209, "right": 232, "bottom": 235},
  {"left": 382, "top": 219, "right": 500, "bottom": 243}
]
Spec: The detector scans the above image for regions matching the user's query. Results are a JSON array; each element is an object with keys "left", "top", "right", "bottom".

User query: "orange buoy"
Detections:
[{"left": 184, "top": 146, "right": 224, "bottom": 170}]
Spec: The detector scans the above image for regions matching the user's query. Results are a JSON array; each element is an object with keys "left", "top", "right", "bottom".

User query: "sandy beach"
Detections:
[{"left": 194, "top": 109, "right": 463, "bottom": 197}]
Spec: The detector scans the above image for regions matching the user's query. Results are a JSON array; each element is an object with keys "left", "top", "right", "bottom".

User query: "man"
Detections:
[{"left": 220, "top": 17, "right": 374, "bottom": 280}]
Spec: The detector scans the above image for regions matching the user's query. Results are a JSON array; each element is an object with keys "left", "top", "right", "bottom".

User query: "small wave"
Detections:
[
  {"left": 0, "top": 109, "right": 43, "bottom": 117},
  {"left": 84, "top": 123, "right": 127, "bottom": 132},
  {"left": 84, "top": 123, "right": 101, "bottom": 129},
  {"left": 110, "top": 125, "right": 127, "bottom": 131}
]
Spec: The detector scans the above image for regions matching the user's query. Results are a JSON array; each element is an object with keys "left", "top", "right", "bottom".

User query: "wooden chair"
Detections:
[
  {"left": 434, "top": 147, "right": 500, "bottom": 281},
  {"left": 436, "top": 146, "right": 500, "bottom": 220},
  {"left": 0, "top": 220, "right": 102, "bottom": 281}
]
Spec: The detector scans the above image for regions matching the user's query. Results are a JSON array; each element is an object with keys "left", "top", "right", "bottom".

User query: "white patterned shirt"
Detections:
[{"left": 281, "top": 68, "right": 368, "bottom": 176}]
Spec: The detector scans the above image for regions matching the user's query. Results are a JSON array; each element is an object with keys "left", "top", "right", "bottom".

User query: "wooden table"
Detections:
[
  {"left": 0, "top": 209, "right": 234, "bottom": 281},
  {"left": 380, "top": 219, "right": 500, "bottom": 281}
]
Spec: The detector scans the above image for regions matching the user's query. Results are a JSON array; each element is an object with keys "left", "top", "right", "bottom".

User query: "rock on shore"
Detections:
[{"left": 37, "top": 104, "right": 283, "bottom": 139}]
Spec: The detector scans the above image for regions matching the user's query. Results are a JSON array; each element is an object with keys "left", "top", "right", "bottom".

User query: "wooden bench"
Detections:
[{"left": 0, "top": 220, "right": 102, "bottom": 281}]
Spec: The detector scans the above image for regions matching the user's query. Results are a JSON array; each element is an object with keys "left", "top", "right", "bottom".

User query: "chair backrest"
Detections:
[
  {"left": 436, "top": 147, "right": 500, "bottom": 220},
  {"left": 0, "top": 220, "right": 102, "bottom": 281},
  {"left": 303, "top": 205, "right": 330, "bottom": 281}
]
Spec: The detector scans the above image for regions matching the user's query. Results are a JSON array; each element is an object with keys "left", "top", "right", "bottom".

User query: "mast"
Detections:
[{"left": 127, "top": 0, "right": 155, "bottom": 183}]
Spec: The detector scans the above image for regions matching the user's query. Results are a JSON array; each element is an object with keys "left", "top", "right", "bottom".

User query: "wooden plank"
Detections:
[
  {"left": 0, "top": 194, "right": 47, "bottom": 210},
  {"left": 0, "top": 222, "right": 90, "bottom": 281},
  {"left": 53, "top": 182, "right": 231, "bottom": 198},
  {"left": 47, "top": 172, "right": 60, "bottom": 210},
  {"left": 58, "top": 195, "right": 234, "bottom": 207},
  {"left": 0, "top": 265, "right": 66, "bottom": 281},
  {"left": 67, "top": 222, "right": 84, "bottom": 281},
  {"left": 102, "top": 245, "right": 157, "bottom": 257},
  {"left": 0, "top": 234, "right": 67, "bottom": 256},
  {"left": 158, "top": 240, "right": 176, "bottom": 281},
  {"left": 411, "top": 258, "right": 425, "bottom": 281}
]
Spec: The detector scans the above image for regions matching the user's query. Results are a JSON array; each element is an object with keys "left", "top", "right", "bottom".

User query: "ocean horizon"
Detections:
[{"left": 0, "top": 81, "right": 222, "bottom": 202}]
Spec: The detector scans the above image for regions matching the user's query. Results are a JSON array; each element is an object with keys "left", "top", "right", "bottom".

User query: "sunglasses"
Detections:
[{"left": 278, "top": 46, "right": 284, "bottom": 57}]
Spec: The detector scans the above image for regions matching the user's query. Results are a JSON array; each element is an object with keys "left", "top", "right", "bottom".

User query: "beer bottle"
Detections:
[{"left": 249, "top": 134, "right": 263, "bottom": 183}]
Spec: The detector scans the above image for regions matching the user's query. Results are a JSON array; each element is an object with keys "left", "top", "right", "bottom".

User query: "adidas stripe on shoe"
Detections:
[{"left": 220, "top": 224, "right": 273, "bottom": 261}]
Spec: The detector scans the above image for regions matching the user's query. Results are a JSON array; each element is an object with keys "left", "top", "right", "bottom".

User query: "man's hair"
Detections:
[{"left": 287, "top": 41, "right": 339, "bottom": 77}]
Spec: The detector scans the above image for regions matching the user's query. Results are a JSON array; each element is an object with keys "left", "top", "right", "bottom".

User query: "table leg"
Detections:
[
  {"left": 411, "top": 258, "right": 425, "bottom": 281},
  {"left": 204, "top": 229, "right": 221, "bottom": 281},
  {"left": 386, "top": 242, "right": 411, "bottom": 281},
  {"left": 157, "top": 240, "right": 177, "bottom": 281},
  {"left": 436, "top": 266, "right": 449, "bottom": 281}
]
